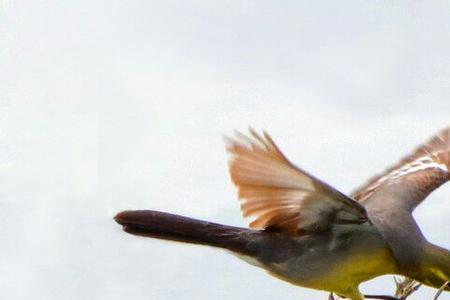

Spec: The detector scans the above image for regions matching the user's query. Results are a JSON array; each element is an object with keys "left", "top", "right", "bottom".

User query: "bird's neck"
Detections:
[{"left": 417, "top": 243, "right": 450, "bottom": 290}]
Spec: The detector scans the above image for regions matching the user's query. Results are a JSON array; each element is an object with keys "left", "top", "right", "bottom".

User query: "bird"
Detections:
[{"left": 114, "top": 127, "right": 450, "bottom": 300}]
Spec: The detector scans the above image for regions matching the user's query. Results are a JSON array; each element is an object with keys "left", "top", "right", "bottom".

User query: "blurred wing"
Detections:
[
  {"left": 352, "top": 127, "right": 450, "bottom": 212},
  {"left": 225, "top": 129, "right": 367, "bottom": 234}
]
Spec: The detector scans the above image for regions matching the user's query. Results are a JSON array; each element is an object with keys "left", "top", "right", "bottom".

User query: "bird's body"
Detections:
[
  {"left": 115, "top": 128, "right": 450, "bottom": 300},
  {"left": 237, "top": 222, "right": 397, "bottom": 299},
  {"left": 118, "top": 210, "right": 395, "bottom": 299}
]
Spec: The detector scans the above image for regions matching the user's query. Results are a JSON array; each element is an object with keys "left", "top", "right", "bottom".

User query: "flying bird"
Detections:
[{"left": 115, "top": 127, "right": 450, "bottom": 300}]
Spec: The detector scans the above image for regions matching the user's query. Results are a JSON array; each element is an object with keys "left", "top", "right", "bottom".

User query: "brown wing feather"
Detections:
[
  {"left": 226, "top": 129, "right": 367, "bottom": 234},
  {"left": 352, "top": 127, "right": 450, "bottom": 209}
]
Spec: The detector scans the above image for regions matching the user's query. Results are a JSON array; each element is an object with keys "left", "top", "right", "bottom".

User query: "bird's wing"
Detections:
[
  {"left": 225, "top": 129, "right": 367, "bottom": 234},
  {"left": 351, "top": 127, "right": 450, "bottom": 212}
]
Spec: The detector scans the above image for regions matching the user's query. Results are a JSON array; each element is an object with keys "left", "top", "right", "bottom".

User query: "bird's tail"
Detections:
[{"left": 114, "top": 210, "right": 257, "bottom": 256}]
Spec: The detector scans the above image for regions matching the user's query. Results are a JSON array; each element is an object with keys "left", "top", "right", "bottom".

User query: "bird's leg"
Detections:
[
  {"left": 328, "top": 293, "right": 335, "bottom": 300},
  {"left": 433, "top": 281, "right": 449, "bottom": 300},
  {"left": 393, "top": 277, "right": 421, "bottom": 299}
]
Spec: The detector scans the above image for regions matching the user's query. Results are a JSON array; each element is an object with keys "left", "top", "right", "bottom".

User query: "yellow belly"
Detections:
[
  {"left": 317, "top": 247, "right": 398, "bottom": 290},
  {"left": 264, "top": 246, "right": 398, "bottom": 294}
]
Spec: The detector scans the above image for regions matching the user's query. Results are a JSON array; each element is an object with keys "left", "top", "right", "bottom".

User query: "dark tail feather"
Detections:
[{"left": 114, "top": 210, "right": 256, "bottom": 255}]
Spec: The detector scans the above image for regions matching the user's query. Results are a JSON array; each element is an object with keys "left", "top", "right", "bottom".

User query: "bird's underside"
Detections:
[{"left": 115, "top": 127, "right": 450, "bottom": 300}]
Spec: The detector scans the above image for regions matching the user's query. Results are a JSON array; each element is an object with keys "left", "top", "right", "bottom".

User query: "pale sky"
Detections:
[{"left": 0, "top": 1, "right": 449, "bottom": 299}]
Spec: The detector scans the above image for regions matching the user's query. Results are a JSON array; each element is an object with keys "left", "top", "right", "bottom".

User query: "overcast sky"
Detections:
[{"left": 0, "top": 1, "right": 449, "bottom": 299}]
